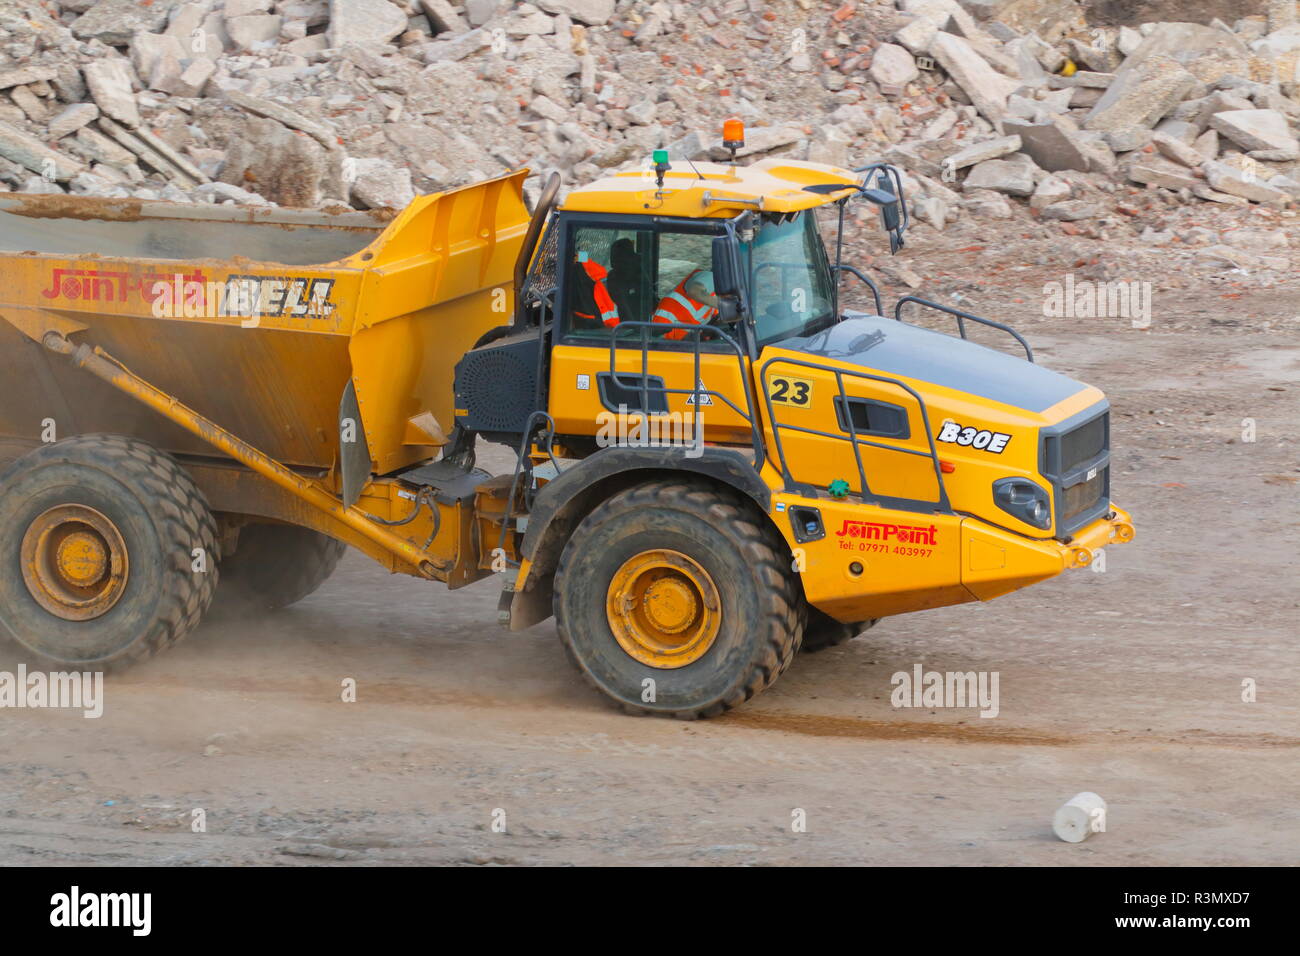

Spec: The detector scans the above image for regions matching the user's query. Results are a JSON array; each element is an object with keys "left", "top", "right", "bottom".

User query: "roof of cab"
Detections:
[{"left": 558, "top": 157, "right": 860, "bottom": 219}]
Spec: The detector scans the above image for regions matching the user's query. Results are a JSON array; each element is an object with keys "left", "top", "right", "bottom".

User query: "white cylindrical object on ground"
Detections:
[{"left": 1053, "top": 791, "right": 1107, "bottom": 843}]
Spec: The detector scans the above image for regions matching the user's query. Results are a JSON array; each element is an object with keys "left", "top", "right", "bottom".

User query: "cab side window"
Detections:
[
  {"left": 565, "top": 226, "right": 652, "bottom": 336},
  {"left": 561, "top": 224, "right": 729, "bottom": 348}
]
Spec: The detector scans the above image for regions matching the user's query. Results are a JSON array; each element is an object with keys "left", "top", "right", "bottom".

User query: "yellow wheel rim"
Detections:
[
  {"left": 21, "top": 504, "right": 129, "bottom": 621},
  {"left": 606, "top": 549, "right": 721, "bottom": 669}
]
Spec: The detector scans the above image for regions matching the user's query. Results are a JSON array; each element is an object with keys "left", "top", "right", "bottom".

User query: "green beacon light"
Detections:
[{"left": 653, "top": 149, "right": 670, "bottom": 189}]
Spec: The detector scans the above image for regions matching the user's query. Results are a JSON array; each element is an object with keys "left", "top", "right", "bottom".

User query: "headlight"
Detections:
[{"left": 993, "top": 477, "right": 1052, "bottom": 530}]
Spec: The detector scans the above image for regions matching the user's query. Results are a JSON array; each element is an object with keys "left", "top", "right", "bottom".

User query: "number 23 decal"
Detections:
[{"left": 768, "top": 375, "right": 813, "bottom": 407}]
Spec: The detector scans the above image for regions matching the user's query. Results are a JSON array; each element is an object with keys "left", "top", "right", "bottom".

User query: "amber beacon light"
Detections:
[{"left": 722, "top": 117, "right": 744, "bottom": 160}]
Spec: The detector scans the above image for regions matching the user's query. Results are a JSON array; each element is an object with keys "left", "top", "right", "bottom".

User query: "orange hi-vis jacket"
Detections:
[
  {"left": 652, "top": 269, "right": 718, "bottom": 341},
  {"left": 575, "top": 257, "right": 620, "bottom": 328}
]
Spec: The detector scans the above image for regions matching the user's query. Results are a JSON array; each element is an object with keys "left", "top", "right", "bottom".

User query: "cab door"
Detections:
[{"left": 547, "top": 215, "right": 757, "bottom": 449}]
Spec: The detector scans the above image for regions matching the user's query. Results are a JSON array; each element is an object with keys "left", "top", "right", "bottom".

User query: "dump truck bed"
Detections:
[
  {"left": 0, "top": 194, "right": 388, "bottom": 264},
  {"left": 0, "top": 170, "right": 533, "bottom": 475}
]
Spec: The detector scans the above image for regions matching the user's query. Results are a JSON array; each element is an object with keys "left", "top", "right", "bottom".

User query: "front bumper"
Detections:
[
  {"left": 959, "top": 503, "right": 1134, "bottom": 603},
  {"left": 1057, "top": 505, "right": 1135, "bottom": 569}
]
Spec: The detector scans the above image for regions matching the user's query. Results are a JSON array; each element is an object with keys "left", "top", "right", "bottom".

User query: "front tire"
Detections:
[
  {"left": 0, "top": 435, "right": 219, "bottom": 670},
  {"left": 554, "top": 480, "right": 803, "bottom": 718}
]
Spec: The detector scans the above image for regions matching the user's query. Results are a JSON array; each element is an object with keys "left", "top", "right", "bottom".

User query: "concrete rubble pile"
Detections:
[{"left": 0, "top": 0, "right": 1293, "bottom": 276}]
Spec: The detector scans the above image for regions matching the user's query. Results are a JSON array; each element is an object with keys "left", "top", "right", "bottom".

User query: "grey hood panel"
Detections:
[{"left": 780, "top": 315, "right": 1082, "bottom": 414}]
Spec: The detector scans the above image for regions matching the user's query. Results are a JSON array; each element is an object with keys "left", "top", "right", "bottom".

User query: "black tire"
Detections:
[
  {"left": 217, "top": 523, "right": 347, "bottom": 612},
  {"left": 800, "top": 609, "right": 877, "bottom": 653},
  {"left": 554, "top": 479, "right": 803, "bottom": 719},
  {"left": 0, "top": 435, "right": 219, "bottom": 670}
]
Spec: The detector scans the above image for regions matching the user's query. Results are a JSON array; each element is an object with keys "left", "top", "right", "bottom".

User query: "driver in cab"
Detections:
[{"left": 651, "top": 268, "right": 717, "bottom": 341}]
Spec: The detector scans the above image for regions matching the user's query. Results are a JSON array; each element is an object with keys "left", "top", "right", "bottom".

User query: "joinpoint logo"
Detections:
[{"left": 835, "top": 519, "right": 938, "bottom": 545}]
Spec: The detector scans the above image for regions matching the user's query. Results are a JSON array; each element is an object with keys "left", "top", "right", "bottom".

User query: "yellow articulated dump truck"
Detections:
[{"left": 0, "top": 121, "right": 1134, "bottom": 718}]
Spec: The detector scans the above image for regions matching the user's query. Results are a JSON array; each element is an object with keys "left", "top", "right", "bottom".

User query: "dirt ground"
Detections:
[{"left": 2, "top": 210, "right": 1297, "bottom": 866}]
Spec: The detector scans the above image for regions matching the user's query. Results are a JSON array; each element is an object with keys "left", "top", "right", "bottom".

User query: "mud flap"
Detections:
[{"left": 339, "top": 380, "right": 372, "bottom": 508}]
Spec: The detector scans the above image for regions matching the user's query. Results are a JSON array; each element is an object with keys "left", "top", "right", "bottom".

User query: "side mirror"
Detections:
[
  {"left": 711, "top": 235, "right": 744, "bottom": 324},
  {"left": 712, "top": 235, "right": 739, "bottom": 296},
  {"left": 875, "top": 172, "right": 901, "bottom": 234}
]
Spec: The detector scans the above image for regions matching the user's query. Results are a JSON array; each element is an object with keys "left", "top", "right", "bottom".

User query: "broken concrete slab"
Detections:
[
  {"left": 330, "top": 0, "right": 408, "bottom": 46},
  {"left": 169, "top": 58, "right": 216, "bottom": 98},
  {"left": 1118, "top": 21, "right": 1251, "bottom": 86},
  {"left": 1004, "top": 115, "right": 1098, "bottom": 172},
  {"left": 1203, "top": 158, "right": 1292, "bottom": 201},
  {"left": 894, "top": 17, "right": 937, "bottom": 55},
  {"left": 349, "top": 156, "right": 416, "bottom": 208},
  {"left": 0, "top": 119, "right": 85, "bottom": 181},
  {"left": 1193, "top": 128, "right": 1220, "bottom": 158},
  {"left": 1178, "top": 90, "right": 1256, "bottom": 130},
  {"left": 130, "top": 32, "right": 187, "bottom": 81},
  {"left": 929, "top": 31, "right": 1019, "bottom": 131},
  {"left": 1152, "top": 131, "right": 1207, "bottom": 167},
  {"left": 964, "top": 155, "right": 1036, "bottom": 195},
  {"left": 225, "top": 89, "right": 339, "bottom": 149},
  {"left": 1153, "top": 118, "right": 1198, "bottom": 144},
  {"left": 227, "top": 14, "right": 282, "bottom": 50},
  {"left": 1127, "top": 154, "right": 1202, "bottom": 190},
  {"left": 420, "top": 0, "right": 470, "bottom": 34},
  {"left": 961, "top": 187, "right": 1014, "bottom": 217},
  {"left": 943, "top": 133, "right": 1021, "bottom": 170},
  {"left": 870, "top": 43, "right": 919, "bottom": 94},
  {"left": 96, "top": 116, "right": 198, "bottom": 187},
  {"left": 912, "top": 194, "right": 950, "bottom": 230},
  {"left": 1085, "top": 56, "right": 1198, "bottom": 132},
  {"left": 1029, "top": 173, "right": 1071, "bottom": 209},
  {"left": 1102, "top": 126, "right": 1153, "bottom": 152},
  {"left": 422, "top": 27, "right": 492, "bottom": 63},
  {"left": 82, "top": 58, "right": 140, "bottom": 128},
  {"left": 0, "top": 67, "right": 58, "bottom": 90},
  {"left": 9, "top": 86, "right": 47, "bottom": 123},
  {"left": 66, "top": 126, "right": 136, "bottom": 167},
  {"left": 1268, "top": 172, "right": 1300, "bottom": 198},
  {"left": 72, "top": 0, "right": 181, "bottom": 46},
  {"left": 1210, "top": 108, "right": 1300, "bottom": 158},
  {"left": 46, "top": 102, "right": 99, "bottom": 140}
]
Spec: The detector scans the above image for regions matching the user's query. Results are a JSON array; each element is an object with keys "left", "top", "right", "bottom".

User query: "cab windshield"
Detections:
[{"left": 743, "top": 211, "right": 836, "bottom": 347}]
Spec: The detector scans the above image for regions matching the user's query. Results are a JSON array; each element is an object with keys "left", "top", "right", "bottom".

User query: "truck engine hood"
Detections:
[{"left": 781, "top": 314, "right": 1086, "bottom": 414}]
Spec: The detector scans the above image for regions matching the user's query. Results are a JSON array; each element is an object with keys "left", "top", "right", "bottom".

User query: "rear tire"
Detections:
[
  {"left": 554, "top": 480, "right": 803, "bottom": 718},
  {"left": 0, "top": 435, "right": 218, "bottom": 670},
  {"left": 800, "top": 609, "right": 877, "bottom": 653},
  {"left": 217, "top": 523, "right": 347, "bottom": 612}
]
